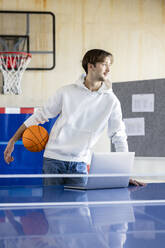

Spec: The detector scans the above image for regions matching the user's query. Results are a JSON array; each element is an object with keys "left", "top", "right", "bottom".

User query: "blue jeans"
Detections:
[{"left": 43, "top": 157, "right": 88, "bottom": 186}]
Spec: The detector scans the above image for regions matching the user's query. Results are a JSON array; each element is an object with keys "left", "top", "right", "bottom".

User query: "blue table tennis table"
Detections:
[{"left": 0, "top": 183, "right": 165, "bottom": 247}]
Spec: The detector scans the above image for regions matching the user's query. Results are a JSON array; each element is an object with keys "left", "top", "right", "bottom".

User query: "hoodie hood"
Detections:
[{"left": 75, "top": 74, "right": 113, "bottom": 94}]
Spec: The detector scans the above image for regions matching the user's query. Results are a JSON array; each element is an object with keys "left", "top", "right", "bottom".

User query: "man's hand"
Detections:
[
  {"left": 4, "top": 123, "right": 27, "bottom": 164},
  {"left": 4, "top": 139, "right": 15, "bottom": 164},
  {"left": 129, "top": 178, "right": 146, "bottom": 186}
]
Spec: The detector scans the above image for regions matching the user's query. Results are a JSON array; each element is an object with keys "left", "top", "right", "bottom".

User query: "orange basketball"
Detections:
[{"left": 22, "top": 125, "right": 49, "bottom": 152}]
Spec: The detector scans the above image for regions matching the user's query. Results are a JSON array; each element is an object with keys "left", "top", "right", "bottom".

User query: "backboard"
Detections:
[{"left": 0, "top": 10, "right": 55, "bottom": 70}]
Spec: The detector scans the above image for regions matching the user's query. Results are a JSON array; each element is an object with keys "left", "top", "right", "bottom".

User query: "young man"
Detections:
[{"left": 4, "top": 49, "right": 143, "bottom": 186}]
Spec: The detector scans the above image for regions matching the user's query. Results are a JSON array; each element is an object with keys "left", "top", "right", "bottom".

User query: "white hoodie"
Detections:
[{"left": 24, "top": 74, "right": 128, "bottom": 164}]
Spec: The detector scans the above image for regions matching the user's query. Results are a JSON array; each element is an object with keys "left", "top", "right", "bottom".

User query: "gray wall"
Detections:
[{"left": 112, "top": 79, "right": 165, "bottom": 157}]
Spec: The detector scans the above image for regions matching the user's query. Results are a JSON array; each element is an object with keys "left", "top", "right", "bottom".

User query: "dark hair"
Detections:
[{"left": 82, "top": 49, "right": 113, "bottom": 74}]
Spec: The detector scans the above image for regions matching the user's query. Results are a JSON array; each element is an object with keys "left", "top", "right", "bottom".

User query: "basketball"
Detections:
[{"left": 22, "top": 125, "right": 49, "bottom": 152}]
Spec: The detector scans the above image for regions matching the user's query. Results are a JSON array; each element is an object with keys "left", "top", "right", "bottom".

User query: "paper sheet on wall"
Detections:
[
  {"left": 123, "top": 118, "right": 145, "bottom": 136},
  {"left": 132, "top": 94, "right": 154, "bottom": 112}
]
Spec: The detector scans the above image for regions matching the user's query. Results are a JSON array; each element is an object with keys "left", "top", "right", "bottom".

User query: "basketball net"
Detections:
[{"left": 0, "top": 52, "right": 31, "bottom": 95}]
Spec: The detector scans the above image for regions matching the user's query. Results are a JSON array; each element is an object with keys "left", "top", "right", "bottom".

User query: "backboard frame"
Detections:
[{"left": 0, "top": 10, "right": 55, "bottom": 71}]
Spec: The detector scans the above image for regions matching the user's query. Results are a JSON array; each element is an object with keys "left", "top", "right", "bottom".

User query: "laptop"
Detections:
[{"left": 64, "top": 152, "right": 135, "bottom": 190}]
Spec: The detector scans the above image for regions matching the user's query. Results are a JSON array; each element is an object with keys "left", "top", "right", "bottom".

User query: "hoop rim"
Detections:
[{"left": 0, "top": 51, "right": 32, "bottom": 58}]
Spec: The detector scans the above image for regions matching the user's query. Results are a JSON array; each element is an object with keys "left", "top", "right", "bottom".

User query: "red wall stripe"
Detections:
[
  {"left": 20, "top": 108, "right": 34, "bottom": 114},
  {"left": 0, "top": 108, "right": 5, "bottom": 113},
  {"left": 0, "top": 108, "right": 34, "bottom": 114}
]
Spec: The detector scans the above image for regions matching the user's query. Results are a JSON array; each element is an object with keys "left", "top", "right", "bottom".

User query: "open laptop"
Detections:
[{"left": 64, "top": 152, "right": 135, "bottom": 190}]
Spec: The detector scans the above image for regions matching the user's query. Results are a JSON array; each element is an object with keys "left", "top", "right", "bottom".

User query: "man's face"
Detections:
[{"left": 90, "top": 56, "right": 112, "bottom": 82}]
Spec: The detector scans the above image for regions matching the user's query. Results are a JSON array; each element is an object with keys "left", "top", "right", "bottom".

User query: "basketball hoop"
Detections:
[{"left": 0, "top": 52, "right": 31, "bottom": 95}]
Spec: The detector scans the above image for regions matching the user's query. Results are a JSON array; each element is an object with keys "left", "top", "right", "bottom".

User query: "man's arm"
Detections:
[
  {"left": 108, "top": 98, "right": 146, "bottom": 186},
  {"left": 108, "top": 99, "right": 128, "bottom": 152},
  {"left": 4, "top": 124, "right": 27, "bottom": 164},
  {"left": 24, "top": 90, "right": 62, "bottom": 128},
  {"left": 4, "top": 88, "right": 63, "bottom": 164}
]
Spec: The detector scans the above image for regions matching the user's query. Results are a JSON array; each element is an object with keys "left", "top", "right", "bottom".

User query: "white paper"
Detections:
[
  {"left": 132, "top": 94, "right": 154, "bottom": 112},
  {"left": 123, "top": 118, "right": 145, "bottom": 136}
]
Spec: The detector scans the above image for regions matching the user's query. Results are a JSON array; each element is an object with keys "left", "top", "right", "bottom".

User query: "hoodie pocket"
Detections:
[{"left": 55, "top": 124, "right": 92, "bottom": 157}]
